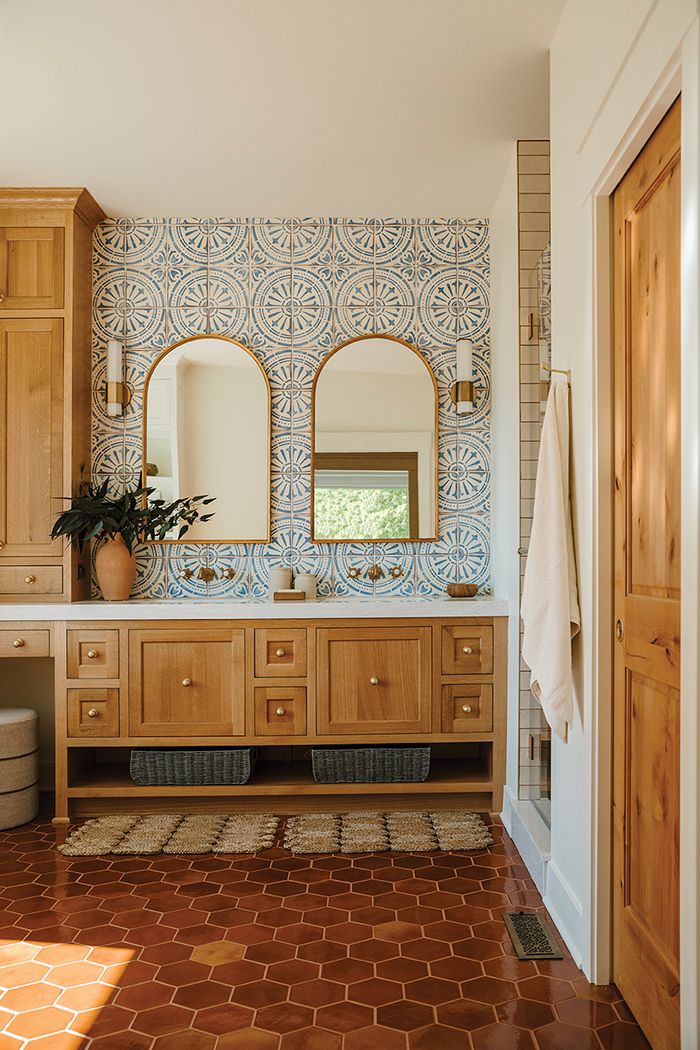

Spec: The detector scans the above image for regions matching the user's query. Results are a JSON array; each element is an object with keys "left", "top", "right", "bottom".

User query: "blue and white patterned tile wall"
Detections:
[{"left": 91, "top": 217, "right": 491, "bottom": 599}]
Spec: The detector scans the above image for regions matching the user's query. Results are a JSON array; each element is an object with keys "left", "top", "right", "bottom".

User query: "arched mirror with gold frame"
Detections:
[
  {"left": 311, "top": 334, "right": 438, "bottom": 543},
  {"left": 142, "top": 334, "right": 271, "bottom": 543}
]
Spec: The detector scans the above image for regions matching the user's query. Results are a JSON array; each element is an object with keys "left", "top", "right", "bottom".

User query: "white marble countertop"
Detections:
[{"left": 0, "top": 596, "right": 509, "bottom": 621}]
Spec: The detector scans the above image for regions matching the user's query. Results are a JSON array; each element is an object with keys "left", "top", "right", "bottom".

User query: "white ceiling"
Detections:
[{"left": 0, "top": 0, "right": 563, "bottom": 218}]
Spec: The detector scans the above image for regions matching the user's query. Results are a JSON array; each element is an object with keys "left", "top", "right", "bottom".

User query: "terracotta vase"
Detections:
[{"left": 95, "top": 532, "right": 136, "bottom": 601}]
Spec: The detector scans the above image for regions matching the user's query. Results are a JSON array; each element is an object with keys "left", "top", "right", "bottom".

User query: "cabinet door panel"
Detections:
[
  {"left": 0, "top": 319, "right": 63, "bottom": 557},
  {"left": 0, "top": 227, "right": 64, "bottom": 309},
  {"left": 129, "top": 629, "right": 245, "bottom": 736},
  {"left": 317, "top": 627, "right": 431, "bottom": 735}
]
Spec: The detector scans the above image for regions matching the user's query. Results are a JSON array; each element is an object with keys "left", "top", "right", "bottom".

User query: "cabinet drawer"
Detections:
[
  {"left": 317, "top": 627, "right": 431, "bottom": 735},
  {"left": 67, "top": 688, "right": 119, "bottom": 738},
  {"left": 0, "top": 566, "right": 63, "bottom": 596},
  {"left": 442, "top": 684, "right": 493, "bottom": 733},
  {"left": 441, "top": 625, "right": 493, "bottom": 675},
  {"left": 129, "top": 628, "right": 245, "bottom": 737},
  {"left": 254, "top": 629, "right": 307, "bottom": 677},
  {"left": 254, "top": 687, "right": 307, "bottom": 736},
  {"left": 67, "top": 630, "right": 119, "bottom": 679},
  {"left": 0, "top": 629, "right": 50, "bottom": 657}
]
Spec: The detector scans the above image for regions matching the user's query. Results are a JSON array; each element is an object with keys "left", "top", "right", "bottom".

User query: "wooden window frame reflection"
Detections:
[
  {"left": 315, "top": 451, "right": 420, "bottom": 540},
  {"left": 140, "top": 333, "right": 271, "bottom": 544}
]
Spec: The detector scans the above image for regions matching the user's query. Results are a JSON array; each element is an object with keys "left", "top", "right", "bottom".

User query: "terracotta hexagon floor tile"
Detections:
[
  {"left": 230, "top": 979, "right": 288, "bottom": 1008},
  {"left": 130, "top": 1002, "right": 194, "bottom": 1035},
  {"left": 429, "top": 956, "right": 482, "bottom": 982},
  {"left": 290, "top": 978, "right": 344, "bottom": 1007},
  {"left": 297, "top": 940, "right": 347, "bottom": 964},
  {"left": 191, "top": 939, "right": 245, "bottom": 965},
  {"left": 116, "top": 980, "right": 174, "bottom": 1010},
  {"left": 374, "top": 921, "right": 421, "bottom": 943},
  {"left": 350, "top": 939, "right": 399, "bottom": 963},
  {"left": 344, "top": 1025, "right": 408, "bottom": 1049},
  {"left": 6, "top": 1005, "right": 73, "bottom": 1039},
  {"left": 218, "top": 1029, "right": 278, "bottom": 1049},
  {"left": 497, "top": 997, "right": 555, "bottom": 1029},
  {"left": 405, "top": 976, "right": 461, "bottom": 1005},
  {"left": 409, "top": 1023, "right": 471, "bottom": 1050},
  {"left": 554, "top": 995, "right": 618, "bottom": 1028},
  {"left": 267, "top": 958, "right": 319, "bottom": 984},
  {"left": 157, "top": 960, "right": 210, "bottom": 986},
  {"left": 596, "top": 1021, "right": 652, "bottom": 1049},
  {"left": 43, "top": 963, "right": 104, "bottom": 991},
  {"left": 534, "top": 1020, "right": 601, "bottom": 1049},
  {"left": 376, "top": 999, "right": 434, "bottom": 1031},
  {"left": 377, "top": 956, "right": 429, "bottom": 983},
  {"left": 322, "top": 957, "right": 374, "bottom": 984},
  {"left": 173, "top": 979, "right": 231, "bottom": 1009},
  {"left": 279, "top": 1027, "right": 343, "bottom": 1050},
  {"left": 152, "top": 1031, "right": 217, "bottom": 1050},
  {"left": 436, "top": 998, "right": 496, "bottom": 1030},
  {"left": 246, "top": 940, "right": 297, "bottom": 964},
  {"left": 1, "top": 982, "right": 61, "bottom": 1011},
  {"left": 400, "top": 938, "right": 450, "bottom": 962},
  {"left": 315, "top": 1001, "right": 373, "bottom": 1032},
  {"left": 255, "top": 1002, "right": 314, "bottom": 1034},
  {"left": 348, "top": 976, "right": 403, "bottom": 1006},
  {"left": 0, "top": 961, "right": 49, "bottom": 987},
  {"left": 193, "top": 1002, "right": 254, "bottom": 1034},
  {"left": 518, "top": 975, "right": 576, "bottom": 1004},
  {"left": 462, "top": 975, "right": 518, "bottom": 1005},
  {"left": 74, "top": 1002, "right": 135, "bottom": 1038},
  {"left": 471, "top": 1022, "right": 535, "bottom": 1049},
  {"left": 571, "top": 977, "right": 620, "bottom": 1003}
]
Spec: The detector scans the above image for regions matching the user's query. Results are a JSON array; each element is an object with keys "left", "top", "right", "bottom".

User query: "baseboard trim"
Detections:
[{"left": 544, "top": 858, "right": 585, "bottom": 971}]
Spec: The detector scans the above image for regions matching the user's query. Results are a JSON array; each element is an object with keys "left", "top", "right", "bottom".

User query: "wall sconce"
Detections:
[
  {"left": 105, "top": 339, "right": 130, "bottom": 417},
  {"left": 450, "top": 337, "right": 476, "bottom": 415}
]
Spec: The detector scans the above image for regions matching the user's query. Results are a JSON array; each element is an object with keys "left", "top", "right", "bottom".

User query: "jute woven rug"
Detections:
[{"left": 57, "top": 810, "right": 492, "bottom": 857}]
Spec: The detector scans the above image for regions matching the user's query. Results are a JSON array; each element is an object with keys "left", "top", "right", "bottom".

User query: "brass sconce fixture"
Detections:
[
  {"left": 450, "top": 337, "right": 477, "bottom": 415},
  {"left": 105, "top": 339, "right": 131, "bottom": 416}
]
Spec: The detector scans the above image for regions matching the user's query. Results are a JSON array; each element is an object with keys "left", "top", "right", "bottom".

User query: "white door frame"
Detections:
[{"left": 587, "top": 25, "right": 700, "bottom": 1044}]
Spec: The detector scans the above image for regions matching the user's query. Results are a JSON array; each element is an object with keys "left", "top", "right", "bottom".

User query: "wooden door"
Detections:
[
  {"left": 0, "top": 319, "right": 63, "bottom": 558},
  {"left": 129, "top": 628, "right": 245, "bottom": 736},
  {"left": 612, "top": 97, "right": 681, "bottom": 1049},
  {"left": 0, "top": 227, "right": 64, "bottom": 309},
  {"left": 317, "top": 627, "right": 431, "bottom": 734}
]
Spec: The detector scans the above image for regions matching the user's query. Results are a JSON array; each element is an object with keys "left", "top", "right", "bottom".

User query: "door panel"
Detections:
[
  {"left": 129, "top": 629, "right": 245, "bottom": 736},
  {"left": 0, "top": 227, "right": 64, "bottom": 310},
  {"left": 0, "top": 319, "right": 63, "bottom": 558},
  {"left": 612, "top": 96, "right": 680, "bottom": 1050},
  {"left": 317, "top": 627, "right": 431, "bottom": 734}
]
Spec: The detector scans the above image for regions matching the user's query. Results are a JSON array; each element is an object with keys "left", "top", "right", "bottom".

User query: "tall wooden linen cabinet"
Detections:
[{"left": 0, "top": 189, "right": 105, "bottom": 602}]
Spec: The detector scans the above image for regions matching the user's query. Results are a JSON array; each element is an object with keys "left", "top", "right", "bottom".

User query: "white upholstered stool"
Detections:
[{"left": 0, "top": 708, "right": 39, "bottom": 829}]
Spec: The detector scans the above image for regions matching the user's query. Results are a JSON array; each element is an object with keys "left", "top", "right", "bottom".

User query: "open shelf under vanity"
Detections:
[{"left": 66, "top": 743, "right": 495, "bottom": 815}]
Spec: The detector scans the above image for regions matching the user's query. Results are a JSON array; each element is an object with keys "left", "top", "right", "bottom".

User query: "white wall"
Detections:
[
  {"left": 489, "top": 149, "right": 521, "bottom": 798},
  {"left": 549, "top": 2, "right": 699, "bottom": 1037},
  {"left": 179, "top": 364, "right": 269, "bottom": 540}
]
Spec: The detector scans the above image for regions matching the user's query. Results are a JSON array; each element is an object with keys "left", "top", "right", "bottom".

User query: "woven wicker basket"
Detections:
[
  {"left": 311, "top": 746, "right": 430, "bottom": 784},
  {"left": 129, "top": 747, "right": 260, "bottom": 786}
]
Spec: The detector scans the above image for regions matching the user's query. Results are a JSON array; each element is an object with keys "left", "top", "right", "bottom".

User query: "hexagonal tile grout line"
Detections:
[{"left": 0, "top": 815, "right": 649, "bottom": 1049}]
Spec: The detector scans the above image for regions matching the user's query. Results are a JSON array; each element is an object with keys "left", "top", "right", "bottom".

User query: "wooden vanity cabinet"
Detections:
[
  {"left": 129, "top": 628, "right": 246, "bottom": 737},
  {"left": 54, "top": 615, "right": 507, "bottom": 821},
  {"left": 317, "top": 627, "right": 431, "bottom": 734},
  {"left": 0, "top": 189, "right": 105, "bottom": 602}
]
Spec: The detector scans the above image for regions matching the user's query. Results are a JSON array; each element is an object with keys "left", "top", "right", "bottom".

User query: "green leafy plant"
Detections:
[{"left": 51, "top": 480, "right": 216, "bottom": 554}]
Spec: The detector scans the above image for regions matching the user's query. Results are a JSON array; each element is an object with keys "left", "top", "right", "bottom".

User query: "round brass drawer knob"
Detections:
[
  {"left": 87, "top": 649, "right": 98, "bottom": 659},
  {"left": 24, "top": 575, "right": 36, "bottom": 585},
  {"left": 12, "top": 639, "right": 24, "bottom": 648},
  {"left": 87, "top": 708, "right": 99, "bottom": 718},
  {"left": 0, "top": 541, "right": 4, "bottom": 549},
  {"left": 462, "top": 704, "right": 473, "bottom": 714},
  {"left": 0, "top": 292, "right": 5, "bottom": 302},
  {"left": 275, "top": 707, "right": 286, "bottom": 716},
  {"left": 182, "top": 677, "right": 193, "bottom": 687},
  {"left": 275, "top": 648, "right": 286, "bottom": 657},
  {"left": 462, "top": 646, "right": 473, "bottom": 654},
  {"left": 370, "top": 676, "right": 380, "bottom": 686}
]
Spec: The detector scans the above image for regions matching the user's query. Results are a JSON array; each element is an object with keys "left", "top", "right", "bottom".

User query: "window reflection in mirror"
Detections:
[
  {"left": 312, "top": 336, "right": 437, "bottom": 542},
  {"left": 143, "top": 336, "right": 270, "bottom": 542}
]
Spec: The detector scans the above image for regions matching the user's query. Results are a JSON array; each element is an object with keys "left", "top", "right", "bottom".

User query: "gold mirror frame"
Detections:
[
  {"left": 141, "top": 333, "right": 272, "bottom": 544},
  {"left": 310, "top": 333, "right": 439, "bottom": 544}
]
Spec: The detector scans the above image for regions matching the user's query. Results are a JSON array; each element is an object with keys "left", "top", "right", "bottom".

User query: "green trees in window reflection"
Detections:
[{"left": 315, "top": 488, "right": 410, "bottom": 540}]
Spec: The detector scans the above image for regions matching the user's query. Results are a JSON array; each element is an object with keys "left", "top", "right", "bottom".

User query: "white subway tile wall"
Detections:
[{"left": 516, "top": 145, "right": 551, "bottom": 804}]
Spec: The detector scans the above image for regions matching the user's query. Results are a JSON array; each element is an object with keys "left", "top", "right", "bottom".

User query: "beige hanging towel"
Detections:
[{"left": 521, "top": 380, "right": 580, "bottom": 740}]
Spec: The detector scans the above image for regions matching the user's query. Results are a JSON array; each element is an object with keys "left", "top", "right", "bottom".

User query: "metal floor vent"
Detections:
[{"left": 503, "top": 911, "right": 564, "bottom": 960}]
